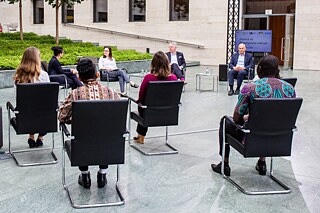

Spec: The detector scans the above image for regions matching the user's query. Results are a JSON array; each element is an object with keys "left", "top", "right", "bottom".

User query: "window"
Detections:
[
  {"left": 93, "top": 0, "right": 108, "bottom": 22},
  {"left": 33, "top": 0, "right": 44, "bottom": 24},
  {"left": 244, "top": 0, "right": 296, "bottom": 14},
  {"left": 62, "top": 5, "right": 74, "bottom": 23},
  {"left": 169, "top": 0, "right": 189, "bottom": 21},
  {"left": 129, "top": 0, "right": 146, "bottom": 22}
]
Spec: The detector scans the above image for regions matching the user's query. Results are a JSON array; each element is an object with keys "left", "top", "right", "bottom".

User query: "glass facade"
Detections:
[
  {"left": 93, "top": 0, "right": 108, "bottom": 22},
  {"left": 33, "top": 0, "right": 44, "bottom": 24},
  {"left": 62, "top": 5, "right": 74, "bottom": 23},
  {"left": 129, "top": 0, "right": 146, "bottom": 22},
  {"left": 244, "top": 0, "right": 295, "bottom": 14},
  {"left": 169, "top": 0, "right": 189, "bottom": 21}
]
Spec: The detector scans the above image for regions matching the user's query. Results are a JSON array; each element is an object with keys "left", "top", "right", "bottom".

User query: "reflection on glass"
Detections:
[
  {"left": 170, "top": 0, "right": 189, "bottom": 21},
  {"left": 129, "top": 0, "right": 146, "bottom": 22}
]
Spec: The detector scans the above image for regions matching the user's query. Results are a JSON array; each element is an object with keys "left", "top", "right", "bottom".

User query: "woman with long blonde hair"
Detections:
[
  {"left": 14, "top": 46, "right": 50, "bottom": 148},
  {"left": 14, "top": 46, "right": 49, "bottom": 84}
]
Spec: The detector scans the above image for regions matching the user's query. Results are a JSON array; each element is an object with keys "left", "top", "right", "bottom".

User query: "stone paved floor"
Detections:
[{"left": 0, "top": 65, "right": 319, "bottom": 213}]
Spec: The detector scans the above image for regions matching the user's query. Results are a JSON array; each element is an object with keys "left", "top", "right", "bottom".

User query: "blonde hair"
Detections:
[
  {"left": 150, "top": 51, "right": 171, "bottom": 79},
  {"left": 14, "top": 46, "right": 41, "bottom": 84}
]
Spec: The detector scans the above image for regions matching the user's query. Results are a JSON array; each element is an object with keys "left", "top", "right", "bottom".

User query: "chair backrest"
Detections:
[
  {"left": 281, "top": 77, "right": 297, "bottom": 88},
  {"left": 143, "top": 81, "right": 184, "bottom": 127},
  {"left": 244, "top": 98, "right": 303, "bottom": 157},
  {"left": 70, "top": 99, "right": 128, "bottom": 166},
  {"left": 41, "top": 61, "right": 49, "bottom": 73},
  {"left": 15, "top": 83, "right": 59, "bottom": 134}
]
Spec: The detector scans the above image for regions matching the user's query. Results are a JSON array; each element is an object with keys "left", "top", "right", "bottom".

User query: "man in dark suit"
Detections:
[
  {"left": 228, "top": 43, "right": 253, "bottom": 96},
  {"left": 166, "top": 41, "right": 186, "bottom": 82}
]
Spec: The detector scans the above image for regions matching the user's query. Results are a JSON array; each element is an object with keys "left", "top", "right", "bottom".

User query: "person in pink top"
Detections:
[{"left": 133, "top": 51, "right": 177, "bottom": 144}]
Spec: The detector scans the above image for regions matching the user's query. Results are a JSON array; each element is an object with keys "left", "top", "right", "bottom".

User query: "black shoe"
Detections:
[
  {"left": 130, "top": 83, "right": 139, "bottom": 88},
  {"left": 36, "top": 138, "right": 43, "bottom": 147},
  {"left": 228, "top": 90, "right": 234, "bottom": 96},
  {"left": 78, "top": 173, "right": 91, "bottom": 188},
  {"left": 28, "top": 138, "right": 36, "bottom": 148},
  {"left": 97, "top": 172, "right": 107, "bottom": 188},
  {"left": 255, "top": 160, "right": 267, "bottom": 175},
  {"left": 211, "top": 162, "right": 231, "bottom": 176},
  {"left": 234, "top": 89, "right": 240, "bottom": 95}
]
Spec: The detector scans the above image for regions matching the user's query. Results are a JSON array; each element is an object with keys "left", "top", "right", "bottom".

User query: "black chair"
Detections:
[
  {"left": 7, "top": 83, "right": 59, "bottom": 166},
  {"left": 281, "top": 77, "right": 297, "bottom": 88},
  {"left": 128, "top": 81, "right": 184, "bottom": 155},
  {"left": 60, "top": 99, "right": 128, "bottom": 208},
  {"left": 41, "top": 60, "right": 70, "bottom": 99},
  {"left": 221, "top": 98, "right": 303, "bottom": 195}
]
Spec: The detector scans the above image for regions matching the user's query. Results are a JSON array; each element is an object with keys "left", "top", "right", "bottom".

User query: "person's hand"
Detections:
[
  {"left": 71, "top": 69, "right": 78, "bottom": 75},
  {"left": 243, "top": 114, "right": 249, "bottom": 122}
]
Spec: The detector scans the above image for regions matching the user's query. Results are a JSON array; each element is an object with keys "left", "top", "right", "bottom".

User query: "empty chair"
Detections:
[
  {"left": 7, "top": 83, "right": 59, "bottom": 166},
  {"left": 220, "top": 98, "right": 303, "bottom": 195},
  {"left": 61, "top": 99, "right": 128, "bottom": 208},
  {"left": 128, "top": 81, "right": 184, "bottom": 155}
]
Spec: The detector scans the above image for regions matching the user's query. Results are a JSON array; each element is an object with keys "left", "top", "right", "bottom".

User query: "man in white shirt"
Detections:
[
  {"left": 227, "top": 43, "right": 253, "bottom": 96},
  {"left": 166, "top": 42, "right": 186, "bottom": 82}
]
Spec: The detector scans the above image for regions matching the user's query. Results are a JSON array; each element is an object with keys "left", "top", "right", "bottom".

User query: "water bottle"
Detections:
[{"left": 206, "top": 67, "right": 209, "bottom": 74}]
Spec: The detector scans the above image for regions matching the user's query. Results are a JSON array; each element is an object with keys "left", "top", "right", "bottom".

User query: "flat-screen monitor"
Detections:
[{"left": 235, "top": 30, "right": 272, "bottom": 53}]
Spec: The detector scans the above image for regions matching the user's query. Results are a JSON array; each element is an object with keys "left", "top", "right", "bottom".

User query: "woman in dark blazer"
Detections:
[{"left": 48, "top": 46, "right": 82, "bottom": 89}]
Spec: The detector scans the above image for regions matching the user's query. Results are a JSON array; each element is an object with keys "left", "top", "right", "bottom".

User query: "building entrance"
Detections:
[
  {"left": 242, "top": 0, "right": 295, "bottom": 70},
  {"left": 243, "top": 14, "right": 294, "bottom": 70}
]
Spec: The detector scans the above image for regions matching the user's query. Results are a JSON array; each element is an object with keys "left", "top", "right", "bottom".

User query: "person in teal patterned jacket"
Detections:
[{"left": 211, "top": 55, "right": 296, "bottom": 176}]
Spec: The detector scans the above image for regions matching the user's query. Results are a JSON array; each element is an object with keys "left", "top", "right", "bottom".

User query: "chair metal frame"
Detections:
[
  {"left": 6, "top": 83, "right": 59, "bottom": 167},
  {"left": 61, "top": 124, "right": 125, "bottom": 209},
  {"left": 128, "top": 103, "right": 178, "bottom": 156},
  {"left": 60, "top": 100, "right": 128, "bottom": 208},
  {"left": 100, "top": 69, "right": 128, "bottom": 93},
  {"left": 220, "top": 98, "right": 302, "bottom": 195},
  {"left": 126, "top": 81, "right": 183, "bottom": 156}
]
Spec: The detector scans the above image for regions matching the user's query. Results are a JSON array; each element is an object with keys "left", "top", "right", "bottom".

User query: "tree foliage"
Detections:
[
  {"left": 45, "top": 0, "right": 84, "bottom": 8},
  {"left": 45, "top": 0, "right": 84, "bottom": 44}
]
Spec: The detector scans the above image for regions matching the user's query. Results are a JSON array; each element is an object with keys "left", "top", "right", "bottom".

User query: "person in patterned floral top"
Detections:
[
  {"left": 211, "top": 55, "right": 296, "bottom": 176},
  {"left": 58, "top": 58, "right": 120, "bottom": 189}
]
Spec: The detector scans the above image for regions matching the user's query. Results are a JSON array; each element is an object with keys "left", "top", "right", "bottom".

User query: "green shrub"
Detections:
[{"left": 0, "top": 32, "right": 152, "bottom": 70}]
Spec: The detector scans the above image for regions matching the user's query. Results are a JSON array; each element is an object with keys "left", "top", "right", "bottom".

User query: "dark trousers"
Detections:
[
  {"left": 228, "top": 69, "right": 248, "bottom": 88},
  {"left": 50, "top": 74, "right": 83, "bottom": 90},
  {"left": 171, "top": 64, "right": 184, "bottom": 79},
  {"left": 79, "top": 165, "right": 108, "bottom": 171},
  {"left": 68, "top": 75, "right": 83, "bottom": 90},
  {"left": 136, "top": 107, "right": 148, "bottom": 136},
  {"left": 219, "top": 116, "right": 245, "bottom": 158}
]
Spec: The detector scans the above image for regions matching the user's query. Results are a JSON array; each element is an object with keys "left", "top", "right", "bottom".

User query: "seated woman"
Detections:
[
  {"left": 98, "top": 46, "right": 139, "bottom": 94},
  {"left": 133, "top": 51, "right": 178, "bottom": 144},
  {"left": 48, "top": 46, "right": 82, "bottom": 89},
  {"left": 14, "top": 46, "right": 50, "bottom": 148},
  {"left": 211, "top": 55, "right": 296, "bottom": 176},
  {"left": 58, "top": 59, "right": 120, "bottom": 189}
]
